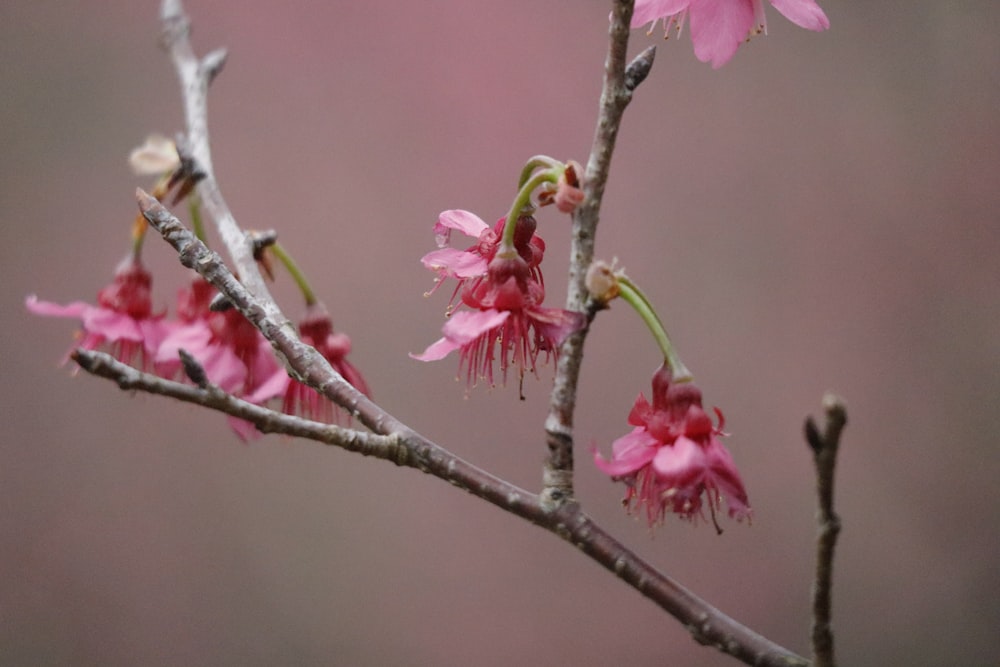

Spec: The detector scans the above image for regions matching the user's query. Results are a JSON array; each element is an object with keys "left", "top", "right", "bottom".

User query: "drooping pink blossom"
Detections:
[
  {"left": 157, "top": 277, "right": 286, "bottom": 440},
  {"left": 155, "top": 277, "right": 246, "bottom": 392},
  {"left": 420, "top": 210, "right": 545, "bottom": 301},
  {"left": 261, "top": 303, "right": 371, "bottom": 423},
  {"left": 632, "top": 0, "right": 829, "bottom": 68},
  {"left": 414, "top": 215, "right": 584, "bottom": 387},
  {"left": 594, "top": 363, "right": 751, "bottom": 528},
  {"left": 26, "top": 257, "right": 169, "bottom": 369}
]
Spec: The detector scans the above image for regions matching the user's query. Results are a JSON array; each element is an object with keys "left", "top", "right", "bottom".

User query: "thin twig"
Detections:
[
  {"left": 135, "top": 189, "right": 805, "bottom": 667},
  {"left": 543, "top": 0, "right": 655, "bottom": 507},
  {"left": 71, "top": 348, "right": 396, "bottom": 454},
  {"left": 143, "top": 2, "right": 809, "bottom": 664},
  {"left": 160, "top": 0, "right": 279, "bottom": 326},
  {"left": 804, "top": 393, "right": 847, "bottom": 667}
]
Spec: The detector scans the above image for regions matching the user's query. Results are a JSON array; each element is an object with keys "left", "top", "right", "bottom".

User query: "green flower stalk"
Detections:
[
  {"left": 268, "top": 241, "right": 318, "bottom": 306},
  {"left": 586, "top": 261, "right": 692, "bottom": 381}
]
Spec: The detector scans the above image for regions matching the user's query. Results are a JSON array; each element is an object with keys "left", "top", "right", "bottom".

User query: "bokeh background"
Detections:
[{"left": 3, "top": 2, "right": 997, "bottom": 665}]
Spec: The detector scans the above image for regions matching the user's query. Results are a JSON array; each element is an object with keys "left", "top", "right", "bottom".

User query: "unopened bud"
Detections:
[
  {"left": 585, "top": 260, "right": 620, "bottom": 304},
  {"left": 129, "top": 134, "right": 180, "bottom": 175},
  {"left": 554, "top": 160, "right": 584, "bottom": 213}
]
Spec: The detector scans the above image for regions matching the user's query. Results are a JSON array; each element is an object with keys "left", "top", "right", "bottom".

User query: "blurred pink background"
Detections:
[{"left": 3, "top": 2, "right": 998, "bottom": 665}]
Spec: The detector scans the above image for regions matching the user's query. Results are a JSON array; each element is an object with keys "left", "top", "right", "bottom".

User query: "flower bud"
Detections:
[{"left": 585, "top": 260, "right": 620, "bottom": 304}]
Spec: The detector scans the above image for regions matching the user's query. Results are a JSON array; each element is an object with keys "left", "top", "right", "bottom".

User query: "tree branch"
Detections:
[
  {"left": 543, "top": 0, "right": 655, "bottom": 507},
  {"left": 71, "top": 348, "right": 396, "bottom": 454},
  {"left": 159, "top": 0, "right": 278, "bottom": 328},
  {"left": 140, "top": 2, "right": 809, "bottom": 664},
  {"left": 804, "top": 393, "right": 847, "bottom": 667},
  {"left": 134, "top": 188, "right": 804, "bottom": 666}
]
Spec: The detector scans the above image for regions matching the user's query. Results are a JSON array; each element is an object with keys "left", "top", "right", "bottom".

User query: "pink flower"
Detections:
[
  {"left": 420, "top": 210, "right": 545, "bottom": 300},
  {"left": 414, "top": 215, "right": 585, "bottom": 387},
  {"left": 265, "top": 303, "right": 371, "bottom": 423},
  {"left": 594, "top": 363, "right": 751, "bottom": 528},
  {"left": 156, "top": 277, "right": 246, "bottom": 392},
  {"left": 632, "top": 0, "right": 829, "bottom": 68},
  {"left": 157, "top": 277, "right": 286, "bottom": 440},
  {"left": 27, "top": 257, "right": 168, "bottom": 368}
]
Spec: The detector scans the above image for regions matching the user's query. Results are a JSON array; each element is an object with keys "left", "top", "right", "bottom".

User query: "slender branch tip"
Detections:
[{"left": 201, "top": 48, "right": 228, "bottom": 83}]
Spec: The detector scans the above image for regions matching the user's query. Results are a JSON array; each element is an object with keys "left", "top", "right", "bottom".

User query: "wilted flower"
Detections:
[
  {"left": 129, "top": 134, "right": 181, "bottom": 175},
  {"left": 632, "top": 0, "right": 829, "bottom": 68},
  {"left": 594, "top": 363, "right": 751, "bottom": 529},
  {"left": 585, "top": 260, "right": 622, "bottom": 305}
]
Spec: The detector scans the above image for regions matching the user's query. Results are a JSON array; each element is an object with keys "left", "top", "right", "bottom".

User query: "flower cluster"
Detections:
[
  {"left": 632, "top": 0, "right": 830, "bottom": 68},
  {"left": 594, "top": 363, "right": 751, "bottom": 529},
  {"left": 413, "top": 209, "right": 585, "bottom": 388},
  {"left": 29, "top": 257, "right": 369, "bottom": 441},
  {"left": 27, "top": 257, "right": 168, "bottom": 370}
]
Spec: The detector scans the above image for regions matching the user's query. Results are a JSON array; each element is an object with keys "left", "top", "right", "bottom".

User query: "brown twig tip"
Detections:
[
  {"left": 135, "top": 188, "right": 171, "bottom": 231},
  {"left": 624, "top": 45, "right": 656, "bottom": 92},
  {"left": 805, "top": 392, "right": 846, "bottom": 667},
  {"left": 805, "top": 392, "right": 848, "bottom": 454},
  {"left": 135, "top": 187, "right": 156, "bottom": 209},
  {"left": 822, "top": 392, "right": 847, "bottom": 425},
  {"left": 69, "top": 349, "right": 93, "bottom": 372}
]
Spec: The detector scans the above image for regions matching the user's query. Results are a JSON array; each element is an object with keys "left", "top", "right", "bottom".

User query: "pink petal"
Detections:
[
  {"left": 593, "top": 429, "right": 658, "bottom": 477},
  {"left": 411, "top": 310, "right": 510, "bottom": 362},
  {"left": 433, "top": 209, "right": 489, "bottom": 247},
  {"left": 246, "top": 338, "right": 285, "bottom": 392},
  {"left": 689, "top": 0, "right": 755, "bottom": 68},
  {"left": 200, "top": 346, "right": 249, "bottom": 393},
  {"left": 529, "top": 307, "right": 586, "bottom": 348},
  {"left": 651, "top": 436, "right": 707, "bottom": 488},
  {"left": 769, "top": 0, "right": 829, "bottom": 31},
  {"left": 420, "top": 247, "right": 488, "bottom": 279},
  {"left": 440, "top": 309, "right": 510, "bottom": 346},
  {"left": 156, "top": 323, "right": 249, "bottom": 392},
  {"left": 627, "top": 393, "right": 653, "bottom": 427},
  {"left": 704, "top": 438, "right": 752, "bottom": 518},
  {"left": 243, "top": 368, "right": 289, "bottom": 404},
  {"left": 410, "top": 336, "right": 460, "bottom": 362},
  {"left": 81, "top": 308, "right": 144, "bottom": 342},
  {"left": 25, "top": 295, "right": 90, "bottom": 319},
  {"left": 631, "top": 0, "right": 690, "bottom": 28},
  {"left": 227, "top": 416, "right": 261, "bottom": 442},
  {"left": 156, "top": 323, "right": 213, "bottom": 364},
  {"left": 610, "top": 427, "right": 660, "bottom": 460},
  {"left": 138, "top": 319, "right": 172, "bottom": 357}
]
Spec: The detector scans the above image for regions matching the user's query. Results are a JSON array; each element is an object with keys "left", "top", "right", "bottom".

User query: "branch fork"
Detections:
[{"left": 60, "top": 1, "right": 845, "bottom": 665}]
